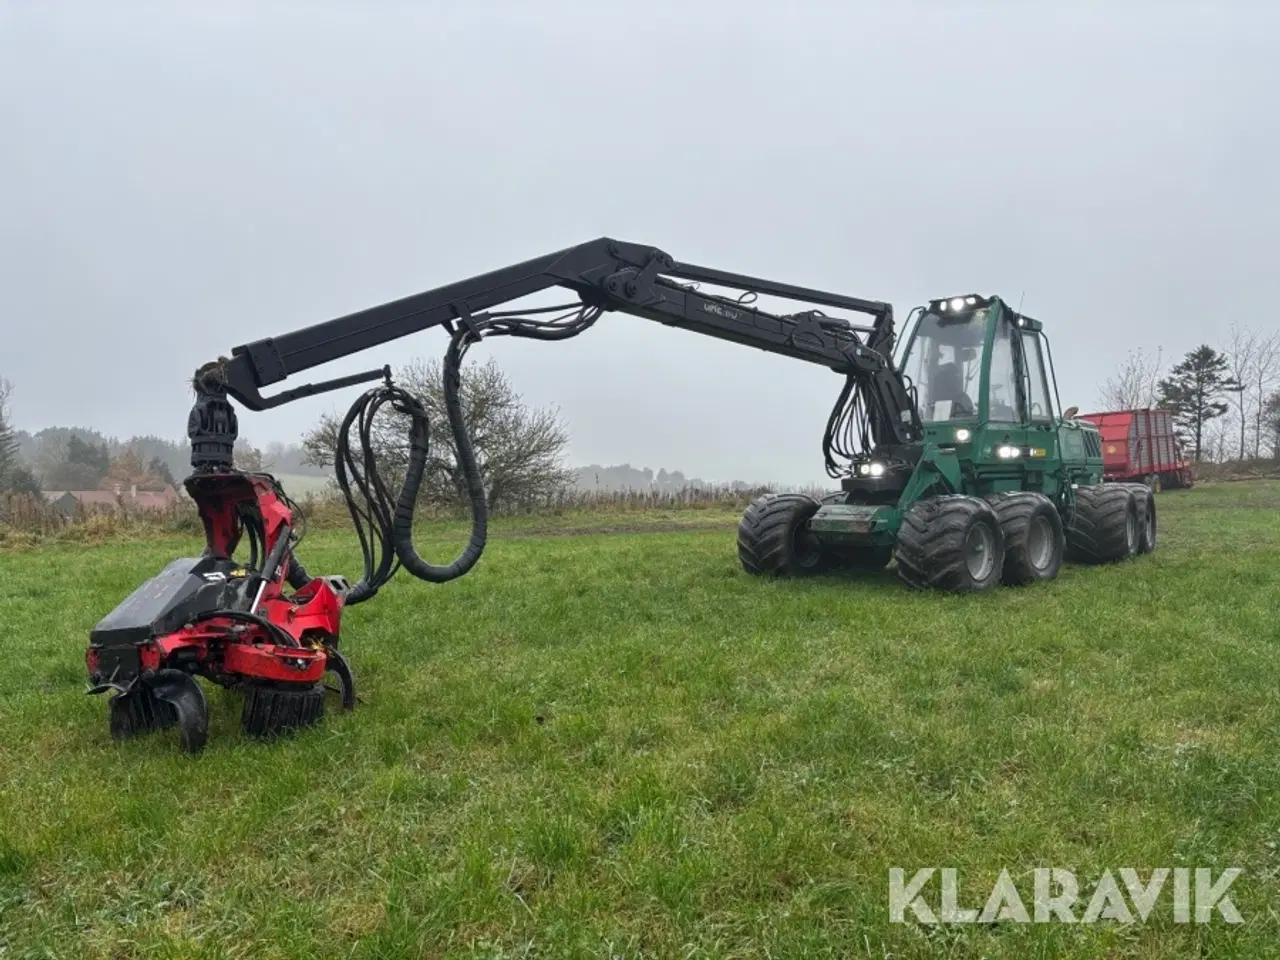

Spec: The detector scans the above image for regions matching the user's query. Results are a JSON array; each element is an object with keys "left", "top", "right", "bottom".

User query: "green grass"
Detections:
[{"left": 2, "top": 483, "right": 1279, "bottom": 958}]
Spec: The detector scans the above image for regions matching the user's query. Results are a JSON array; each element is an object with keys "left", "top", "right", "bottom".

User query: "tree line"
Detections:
[
  {"left": 572, "top": 463, "right": 756, "bottom": 494},
  {"left": 1097, "top": 325, "right": 1280, "bottom": 462},
  {"left": 296, "top": 356, "right": 767, "bottom": 511},
  {"left": 6, "top": 325, "right": 1278, "bottom": 507},
  {"left": 0, "top": 379, "right": 325, "bottom": 497},
  {"left": 1, "top": 361, "right": 727, "bottom": 510}
]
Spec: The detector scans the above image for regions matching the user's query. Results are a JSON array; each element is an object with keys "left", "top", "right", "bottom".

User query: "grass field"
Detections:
[{"left": 2, "top": 482, "right": 1279, "bottom": 958}]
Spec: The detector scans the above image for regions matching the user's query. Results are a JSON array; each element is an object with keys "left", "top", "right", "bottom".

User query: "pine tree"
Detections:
[
  {"left": 148, "top": 456, "right": 177, "bottom": 488},
  {"left": 66, "top": 435, "right": 111, "bottom": 479},
  {"left": 1156, "top": 345, "right": 1236, "bottom": 461}
]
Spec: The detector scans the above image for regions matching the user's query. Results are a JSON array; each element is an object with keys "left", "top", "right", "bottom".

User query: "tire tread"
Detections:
[
  {"left": 894, "top": 495, "right": 1004, "bottom": 591},
  {"left": 1066, "top": 484, "right": 1136, "bottom": 564},
  {"left": 737, "top": 493, "right": 824, "bottom": 577}
]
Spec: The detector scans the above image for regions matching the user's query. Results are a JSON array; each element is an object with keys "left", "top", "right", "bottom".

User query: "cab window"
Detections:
[
  {"left": 1023, "top": 332, "right": 1054, "bottom": 420},
  {"left": 985, "top": 317, "right": 1021, "bottom": 423},
  {"left": 899, "top": 308, "right": 985, "bottom": 422}
]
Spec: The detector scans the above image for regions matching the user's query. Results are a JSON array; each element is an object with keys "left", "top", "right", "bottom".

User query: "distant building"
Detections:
[{"left": 42, "top": 484, "right": 180, "bottom": 518}]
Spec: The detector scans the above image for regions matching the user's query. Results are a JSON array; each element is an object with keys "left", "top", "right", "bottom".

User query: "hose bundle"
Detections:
[{"left": 336, "top": 300, "right": 602, "bottom": 604}]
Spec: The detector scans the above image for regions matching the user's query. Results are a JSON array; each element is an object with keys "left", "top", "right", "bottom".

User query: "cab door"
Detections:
[
  {"left": 1021, "top": 329, "right": 1057, "bottom": 445},
  {"left": 1019, "top": 327, "right": 1074, "bottom": 494},
  {"left": 982, "top": 310, "right": 1029, "bottom": 482}
]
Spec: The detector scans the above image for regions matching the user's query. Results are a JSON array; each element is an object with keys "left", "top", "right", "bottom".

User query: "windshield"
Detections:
[{"left": 900, "top": 309, "right": 988, "bottom": 422}]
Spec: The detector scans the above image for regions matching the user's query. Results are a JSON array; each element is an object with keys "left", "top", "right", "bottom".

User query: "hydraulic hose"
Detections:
[
  {"left": 336, "top": 334, "right": 489, "bottom": 605},
  {"left": 186, "top": 609, "right": 301, "bottom": 648},
  {"left": 335, "top": 300, "right": 601, "bottom": 605},
  {"left": 390, "top": 333, "right": 488, "bottom": 584}
]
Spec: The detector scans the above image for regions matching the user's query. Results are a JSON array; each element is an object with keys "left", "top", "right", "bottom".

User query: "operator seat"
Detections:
[{"left": 933, "top": 363, "right": 975, "bottom": 419}]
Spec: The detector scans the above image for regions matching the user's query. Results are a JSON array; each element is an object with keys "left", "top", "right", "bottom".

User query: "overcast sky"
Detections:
[{"left": 3, "top": 1, "right": 1277, "bottom": 485}]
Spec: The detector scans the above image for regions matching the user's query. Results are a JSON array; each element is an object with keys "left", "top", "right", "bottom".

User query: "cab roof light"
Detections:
[{"left": 929, "top": 294, "right": 990, "bottom": 313}]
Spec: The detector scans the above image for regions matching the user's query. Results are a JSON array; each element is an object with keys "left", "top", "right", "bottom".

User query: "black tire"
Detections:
[
  {"left": 894, "top": 495, "right": 1005, "bottom": 592},
  {"left": 737, "top": 493, "right": 828, "bottom": 577},
  {"left": 1117, "top": 483, "right": 1157, "bottom": 554},
  {"left": 983, "top": 491, "right": 1065, "bottom": 586},
  {"left": 1066, "top": 484, "right": 1138, "bottom": 564},
  {"left": 241, "top": 682, "right": 325, "bottom": 739}
]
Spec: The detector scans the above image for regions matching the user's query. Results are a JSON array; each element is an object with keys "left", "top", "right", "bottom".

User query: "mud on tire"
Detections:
[
  {"left": 983, "top": 491, "right": 1065, "bottom": 586},
  {"left": 737, "top": 493, "right": 827, "bottom": 577},
  {"left": 1066, "top": 484, "right": 1138, "bottom": 564},
  {"left": 894, "top": 495, "right": 1005, "bottom": 592}
]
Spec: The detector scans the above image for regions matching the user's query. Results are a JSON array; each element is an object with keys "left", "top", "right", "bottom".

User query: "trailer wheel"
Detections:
[
  {"left": 894, "top": 495, "right": 1005, "bottom": 592},
  {"left": 983, "top": 491, "right": 1064, "bottom": 585},
  {"left": 1144, "top": 473, "right": 1162, "bottom": 493},
  {"left": 1066, "top": 484, "right": 1138, "bottom": 564},
  {"left": 737, "top": 493, "right": 828, "bottom": 577}
]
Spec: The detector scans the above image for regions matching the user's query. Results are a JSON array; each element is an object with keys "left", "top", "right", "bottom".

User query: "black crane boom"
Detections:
[{"left": 191, "top": 238, "right": 921, "bottom": 475}]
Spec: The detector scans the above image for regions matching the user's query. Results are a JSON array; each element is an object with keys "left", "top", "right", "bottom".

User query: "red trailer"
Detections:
[{"left": 1077, "top": 408, "right": 1193, "bottom": 491}]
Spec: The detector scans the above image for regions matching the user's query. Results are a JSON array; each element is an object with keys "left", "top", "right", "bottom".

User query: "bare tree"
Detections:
[
  {"left": 1223, "top": 324, "right": 1255, "bottom": 460},
  {"left": 1248, "top": 333, "right": 1280, "bottom": 459},
  {"left": 1098, "top": 346, "right": 1163, "bottom": 410},
  {"left": 1265, "top": 391, "right": 1280, "bottom": 458},
  {"left": 1204, "top": 416, "right": 1231, "bottom": 463},
  {"left": 303, "top": 356, "right": 572, "bottom": 512},
  {"left": 234, "top": 440, "right": 268, "bottom": 473}
]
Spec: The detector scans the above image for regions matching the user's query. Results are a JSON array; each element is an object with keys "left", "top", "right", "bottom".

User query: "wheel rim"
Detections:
[
  {"left": 1027, "top": 515, "right": 1055, "bottom": 570},
  {"left": 964, "top": 522, "right": 995, "bottom": 581},
  {"left": 1145, "top": 506, "right": 1156, "bottom": 546},
  {"left": 1125, "top": 508, "right": 1137, "bottom": 551}
]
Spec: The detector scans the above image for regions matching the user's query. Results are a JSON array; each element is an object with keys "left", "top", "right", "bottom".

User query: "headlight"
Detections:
[
  {"left": 859, "top": 463, "right": 871, "bottom": 476},
  {"left": 997, "top": 445, "right": 1023, "bottom": 459},
  {"left": 949, "top": 297, "right": 966, "bottom": 312},
  {"left": 954, "top": 428, "right": 971, "bottom": 442},
  {"left": 869, "top": 462, "right": 886, "bottom": 477}
]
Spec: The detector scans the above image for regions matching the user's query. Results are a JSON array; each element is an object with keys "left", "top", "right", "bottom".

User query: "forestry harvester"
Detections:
[{"left": 86, "top": 239, "right": 1156, "bottom": 752}]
